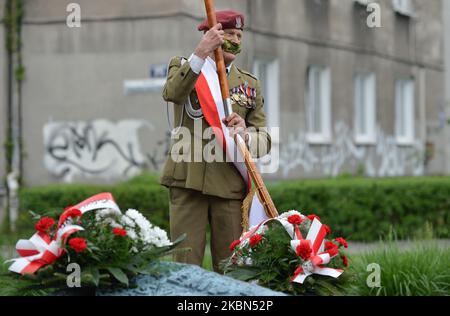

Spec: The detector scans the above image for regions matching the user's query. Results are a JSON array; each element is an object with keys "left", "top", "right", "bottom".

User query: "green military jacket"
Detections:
[{"left": 160, "top": 56, "right": 271, "bottom": 200}]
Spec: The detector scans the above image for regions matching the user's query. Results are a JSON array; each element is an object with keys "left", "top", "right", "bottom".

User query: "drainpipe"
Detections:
[
  {"left": 4, "top": 0, "right": 23, "bottom": 232},
  {"left": 444, "top": 0, "right": 450, "bottom": 175}
]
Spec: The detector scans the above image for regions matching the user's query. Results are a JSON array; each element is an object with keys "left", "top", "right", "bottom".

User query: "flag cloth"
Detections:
[{"left": 194, "top": 58, "right": 269, "bottom": 229}]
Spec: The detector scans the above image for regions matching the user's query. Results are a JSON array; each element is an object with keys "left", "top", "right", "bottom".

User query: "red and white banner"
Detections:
[
  {"left": 290, "top": 219, "right": 344, "bottom": 284},
  {"left": 8, "top": 193, "right": 120, "bottom": 275},
  {"left": 194, "top": 58, "right": 269, "bottom": 227}
]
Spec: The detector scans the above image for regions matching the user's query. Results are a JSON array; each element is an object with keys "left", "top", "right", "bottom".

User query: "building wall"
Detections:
[
  {"left": 12, "top": 0, "right": 447, "bottom": 185},
  {"left": 248, "top": 0, "right": 445, "bottom": 178}
]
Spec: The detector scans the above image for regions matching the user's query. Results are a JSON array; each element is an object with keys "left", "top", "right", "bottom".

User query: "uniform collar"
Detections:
[{"left": 206, "top": 56, "right": 233, "bottom": 75}]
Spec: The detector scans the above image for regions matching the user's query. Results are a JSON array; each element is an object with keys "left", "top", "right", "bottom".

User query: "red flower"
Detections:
[
  {"left": 69, "top": 238, "right": 87, "bottom": 253},
  {"left": 335, "top": 237, "right": 348, "bottom": 249},
  {"left": 325, "top": 241, "right": 339, "bottom": 257},
  {"left": 307, "top": 214, "right": 321, "bottom": 222},
  {"left": 323, "top": 224, "right": 331, "bottom": 234},
  {"left": 296, "top": 241, "right": 312, "bottom": 260},
  {"left": 58, "top": 208, "right": 83, "bottom": 228},
  {"left": 35, "top": 217, "right": 55, "bottom": 233},
  {"left": 67, "top": 209, "right": 82, "bottom": 218},
  {"left": 113, "top": 227, "right": 127, "bottom": 237},
  {"left": 287, "top": 215, "right": 303, "bottom": 225},
  {"left": 249, "top": 234, "right": 263, "bottom": 247},
  {"left": 341, "top": 255, "right": 349, "bottom": 267},
  {"left": 229, "top": 239, "right": 241, "bottom": 251}
]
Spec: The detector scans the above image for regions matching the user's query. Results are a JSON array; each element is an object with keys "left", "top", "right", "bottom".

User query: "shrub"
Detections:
[
  {"left": 15, "top": 176, "right": 450, "bottom": 242},
  {"left": 269, "top": 177, "right": 450, "bottom": 241}
]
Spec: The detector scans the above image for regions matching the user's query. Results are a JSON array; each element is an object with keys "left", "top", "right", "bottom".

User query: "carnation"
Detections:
[
  {"left": 335, "top": 237, "right": 348, "bottom": 248},
  {"left": 249, "top": 234, "right": 263, "bottom": 247},
  {"left": 296, "top": 241, "right": 312, "bottom": 260},
  {"left": 307, "top": 214, "right": 321, "bottom": 221},
  {"left": 325, "top": 241, "right": 339, "bottom": 257},
  {"left": 288, "top": 214, "right": 303, "bottom": 225},
  {"left": 113, "top": 228, "right": 127, "bottom": 237},
  {"left": 279, "top": 210, "right": 303, "bottom": 220},
  {"left": 35, "top": 217, "right": 55, "bottom": 233},
  {"left": 229, "top": 240, "right": 241, "bottom": 251},
  {"left": 69, "top": 237, "right": 87, "bottom": 253}
]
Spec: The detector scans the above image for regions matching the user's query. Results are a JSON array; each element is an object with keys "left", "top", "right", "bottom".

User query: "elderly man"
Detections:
[{"left": 161, "top": 10, "right": 271, "bottom": 273}]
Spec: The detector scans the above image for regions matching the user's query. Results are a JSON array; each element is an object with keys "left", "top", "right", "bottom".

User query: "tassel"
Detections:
[{"left": 241, "top": 186, "right": 258, "bottom": 232}]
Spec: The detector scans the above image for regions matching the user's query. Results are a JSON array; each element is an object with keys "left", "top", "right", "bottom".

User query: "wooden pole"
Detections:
[{"left": 203, "top": 0, "right": 278, "bottom": 219}]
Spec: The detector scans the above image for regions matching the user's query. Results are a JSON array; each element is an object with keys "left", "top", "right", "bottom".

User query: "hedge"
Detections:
[
  {"left": 268, "top": 177, "right": 450, "bottom": 241},
  {"left": 16, "top": 175, "right": 450, "bottom": 241}
]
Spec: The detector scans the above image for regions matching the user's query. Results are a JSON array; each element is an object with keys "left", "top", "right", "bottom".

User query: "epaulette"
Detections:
[
  {"left": 168, "top": 56, "right": 188, "bottom": 67},
  {"left": 236, "top": 66, "right": 258, "bottom": 81}
]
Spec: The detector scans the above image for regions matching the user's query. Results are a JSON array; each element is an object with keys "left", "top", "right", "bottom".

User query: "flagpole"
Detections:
[{"left": 203, "top": 0, "right": 279, "bottom": 221}]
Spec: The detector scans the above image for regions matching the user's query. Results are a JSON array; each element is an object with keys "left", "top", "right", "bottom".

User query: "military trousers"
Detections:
[{"left": 169, "top": 187, "right": 243, "bottom": 273}]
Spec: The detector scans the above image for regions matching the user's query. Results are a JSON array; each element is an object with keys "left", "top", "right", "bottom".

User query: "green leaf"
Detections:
[
  {"left": 225, "top": 268, "right": 259, "bottom": 282},
  {"left": 90, "top": 268, "right": 100, "bottom": 287},
  {"left": 106, "top": 267, "right": 129, "bottom": 286}
]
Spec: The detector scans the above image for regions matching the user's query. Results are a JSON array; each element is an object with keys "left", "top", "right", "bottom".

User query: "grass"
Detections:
[
  {"left": 345, "top": 241, "right": 450, "bottom": 296},
  {"left": 1, "top": 241, "right": 449, "bottom": 296},
  {"left": 199, "top": 238, "right": 450, "bottom": 296}
]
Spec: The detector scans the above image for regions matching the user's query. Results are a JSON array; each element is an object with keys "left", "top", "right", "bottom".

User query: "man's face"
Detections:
[{"left": 223, "top": 28, "right": 243, "bottom": 64}]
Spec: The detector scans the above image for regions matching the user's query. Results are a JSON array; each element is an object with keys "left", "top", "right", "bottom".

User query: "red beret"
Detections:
[{"left": 197, "top": 10, "right": 245, "bottom": 31}]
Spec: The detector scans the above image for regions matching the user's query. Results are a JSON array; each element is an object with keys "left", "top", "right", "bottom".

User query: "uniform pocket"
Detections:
[{"left": 172, "top": 159, "right": 187, "bottom": 180}]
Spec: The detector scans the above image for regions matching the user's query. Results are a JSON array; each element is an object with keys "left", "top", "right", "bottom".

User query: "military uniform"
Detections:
[{"left": 160, "top": 11, "right": 271, "bottom": 273}]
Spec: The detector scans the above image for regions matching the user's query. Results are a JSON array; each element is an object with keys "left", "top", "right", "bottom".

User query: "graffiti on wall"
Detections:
[
  {"left": 279, "top": 122, "right": 424, "bottom": 178},
  {"left": 43, "top": 120, "right": 170, "bottom": 182}
]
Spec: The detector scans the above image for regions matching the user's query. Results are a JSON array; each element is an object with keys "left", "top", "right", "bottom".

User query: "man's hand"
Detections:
[
  {"left": 194, "top": 23, "right": 224, "bottom": 59},
  {"left": 222, "top": 113, "right": 249, "bottom": 142}
]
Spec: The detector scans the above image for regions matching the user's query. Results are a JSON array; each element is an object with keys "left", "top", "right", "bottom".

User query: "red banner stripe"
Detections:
[
  {"left": 312, "top": 225, "right": 327, "bottom": 254},
  {"left": 195, "top": 73, "right": 227, "bottom": 153},
  {"left": 17, "top": 249, "right": 39, "bottom": 257}
]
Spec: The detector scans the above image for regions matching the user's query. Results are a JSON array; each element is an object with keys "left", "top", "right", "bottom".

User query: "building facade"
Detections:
[{"left": 0, "top": 0, "right": 448, "bottom": 188}]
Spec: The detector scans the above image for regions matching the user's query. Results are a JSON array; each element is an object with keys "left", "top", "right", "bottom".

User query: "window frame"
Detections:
[
  {"left": 354, "top": 72, "right": 377, "bottom": 145},
  {"left": 305, "top": 65, "right": 332, "bottom": 144},
  {"left": 395, "top": 78, "right": 416, "bottom": 145}
]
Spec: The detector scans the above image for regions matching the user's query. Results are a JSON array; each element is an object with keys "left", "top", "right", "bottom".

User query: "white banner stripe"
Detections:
[
  {"left": 306, "top": 218, "right": 321, "bottom": 242},
  {"left": 317, "top": 253, "right": 331, "bottom": 265},
  {"left": 200, "top": 59, "right": 269, "bottom": 227},
  {"left": 313, "top": 267, "right": 344, "bottom": 279}
]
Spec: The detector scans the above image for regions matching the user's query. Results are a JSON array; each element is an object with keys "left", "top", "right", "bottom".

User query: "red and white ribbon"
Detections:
[
  {"left": 8, "top": 192, "right": 120, "bottom": 275},
  {"left": 234, "top": 215, "right": 344, "bottom": 283},
  {"left": 195, "top": 58, "right": 269, "bottom": 227},
  {"left": 290, "top": 219, "right": 343, "bottom": 284}
]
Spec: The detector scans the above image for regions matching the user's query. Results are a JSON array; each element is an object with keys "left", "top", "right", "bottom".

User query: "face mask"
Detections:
[{"left": 222, "top": 39, "right": 242, "bottom": 55}]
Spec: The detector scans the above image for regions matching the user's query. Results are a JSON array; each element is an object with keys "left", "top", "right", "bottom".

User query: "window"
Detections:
[
  {"left": 392, "top": 0, "right": 415, "bottom": 17},
  {"left": 306, "top": 66, "right": 331, "bottom": 143},
  {"left": 253, "top": 59, "right": 280, "bottom": 174},
  {"left": 253, "top": 59, "right": 280, "bottom": 129},
  {"left": 354, "top": 73, "right": 376, "bottom": 144},
  {"left": 395, "top": 79, "right": 415, "bottom": 145}
]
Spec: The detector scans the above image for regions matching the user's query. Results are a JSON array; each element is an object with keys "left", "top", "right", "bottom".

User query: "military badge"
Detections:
[{"left": 235, "top": 16, "right": 242, "bottom": 29}]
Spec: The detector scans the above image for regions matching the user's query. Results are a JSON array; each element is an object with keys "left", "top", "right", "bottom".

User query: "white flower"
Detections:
[
  {"left": 123, "top": 209, "right": 172, "bottom": 249},
  {"left": 126, "top": 228, "right": 138, "bottom": 240},
  {"left": 125, "top": 209, "right": 152, "bottom": 231},
  {"left": 109, "top": 221, "right": 123, "bottom": 229},
  {"left": 120, "top": 215, "right": 136, "bottom": 228},
  {"left": 278, "top": 210, "right": 304, "bottom": 220}
]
